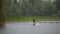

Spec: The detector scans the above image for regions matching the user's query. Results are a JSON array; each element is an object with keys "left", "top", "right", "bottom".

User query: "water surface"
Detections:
[{"left": 0, "top": 22, "right": 60, "bottom": 34}]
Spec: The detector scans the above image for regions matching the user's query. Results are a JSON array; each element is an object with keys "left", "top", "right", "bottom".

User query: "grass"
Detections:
[{"left": 6, "top": 16, "right": 60, "bottom": 22}]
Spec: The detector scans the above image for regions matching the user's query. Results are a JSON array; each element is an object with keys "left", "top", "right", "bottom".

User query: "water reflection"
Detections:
[{"left": 0, "top": 25, "right": 5, "bottom": 31}]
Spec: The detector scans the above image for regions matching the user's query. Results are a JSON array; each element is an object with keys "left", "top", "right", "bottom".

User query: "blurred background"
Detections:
[
  {"left": 0, "top": 0, "right": 60, "bottom": 22},
  {"left": 0, "top": 0, "right": 60, "bottom": 34}
]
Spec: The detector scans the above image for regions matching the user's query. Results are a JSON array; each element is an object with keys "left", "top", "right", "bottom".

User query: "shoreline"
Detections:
[{"left": 5, "top": 21, "right": 60, "bottom": 23}]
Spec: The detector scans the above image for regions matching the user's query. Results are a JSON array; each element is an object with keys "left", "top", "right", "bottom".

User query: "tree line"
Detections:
[{"left": 5, "top": 0, "right": 59, "bottom": 16}]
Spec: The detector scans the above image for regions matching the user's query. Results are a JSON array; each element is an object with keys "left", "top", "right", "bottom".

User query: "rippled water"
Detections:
[{"left": 0, "top": 22, "right": 60, "bottom": 34}]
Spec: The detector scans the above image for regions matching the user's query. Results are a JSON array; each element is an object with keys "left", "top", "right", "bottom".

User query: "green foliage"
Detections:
[
  {"left": 3, "top": 0, "right": 60, "bottom": 21},
  {"left": 5, "top": 0, "right": 60, "bottom": 17},
  {"left": 7, "top": 16, "right": 60, "bottom": 22}
]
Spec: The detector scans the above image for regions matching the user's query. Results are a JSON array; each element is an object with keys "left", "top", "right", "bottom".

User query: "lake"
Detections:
[{"left": 0, "top": 21, "right": 60, "bottom": 34}]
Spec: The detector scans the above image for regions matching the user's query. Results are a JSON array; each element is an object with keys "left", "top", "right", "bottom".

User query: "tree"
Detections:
[
  {"left": 55, "top": 0, "right": 60, "bottom": 11},
  {"left": 54, "top": 0, "right": 60, "bottom": 17},
  {"left": 0, "top": 0, "right": 6, "bottom": 26}
]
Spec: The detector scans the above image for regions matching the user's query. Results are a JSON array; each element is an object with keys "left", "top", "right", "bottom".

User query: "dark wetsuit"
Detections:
[{"left": 33, "top": 19, "right": 35, "bottom": 25}]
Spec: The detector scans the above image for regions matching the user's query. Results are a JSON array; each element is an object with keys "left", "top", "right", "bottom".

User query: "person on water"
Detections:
[{"left": 33, "top": 17, "right": 35, "bottom": 25}]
